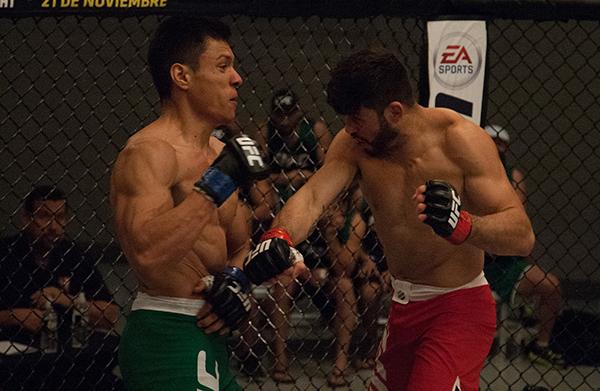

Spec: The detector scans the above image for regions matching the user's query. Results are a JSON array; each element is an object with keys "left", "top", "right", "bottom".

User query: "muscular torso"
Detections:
[
  {"left": 112, "top": 124, "right": 239, "bottom": 298},
  {"left": 354, "top": 122, "right": 483, "bottom": 287}
]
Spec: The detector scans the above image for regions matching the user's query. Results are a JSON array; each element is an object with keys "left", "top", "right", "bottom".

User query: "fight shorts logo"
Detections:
[{"left": 453, "top": 376, "right": 461, "bottom": 390}]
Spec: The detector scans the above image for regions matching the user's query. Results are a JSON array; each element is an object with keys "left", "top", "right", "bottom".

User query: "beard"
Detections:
[{"left": 365, "top": 116, "right": 399, "bottom": 158}]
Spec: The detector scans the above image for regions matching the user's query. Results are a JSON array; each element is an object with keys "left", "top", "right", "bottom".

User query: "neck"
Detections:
[
  {"left": 396, "top": 104, "right": 426, "bottom": 137},
  {"left": 25, "top": 235, "right": 52, "bottom": 267},
  {"left": 161, "top": 100, "right": 216, "bottom": 148}
]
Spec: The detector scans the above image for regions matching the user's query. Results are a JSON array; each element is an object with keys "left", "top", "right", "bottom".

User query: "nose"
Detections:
[
  {"left": 49, "top": 218, "right": 64, "bottom": 235},
  {"left": 232, "top": 68, "right": 243, "bottom": 88}
]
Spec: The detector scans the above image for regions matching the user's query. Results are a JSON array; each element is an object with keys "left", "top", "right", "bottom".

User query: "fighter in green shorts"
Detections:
[
  {"left": 119, "top": 294, "right": 240, "bottom": 391},
  {"left": 111, "top": 15, "right": 305, "bottom": 391}
]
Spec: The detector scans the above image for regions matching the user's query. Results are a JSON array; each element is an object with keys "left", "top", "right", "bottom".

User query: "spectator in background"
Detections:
[
  {"left": 483, "top": 125, "right": 564, "bottom": 367},
  {"left": 0, "top": 185, "right": 121, "bottom": 390},
  {"left": 256, "top": 88, "right": 331, "bottom": 210},
  {"left": 254, "top": 88, "right": 335, "bottom": 383},
  {"left": 318, "top": 183, "right": 385, "bottom": 386},
  {"left": 211, "top": 122, "right": 272, "bottom": 378}
]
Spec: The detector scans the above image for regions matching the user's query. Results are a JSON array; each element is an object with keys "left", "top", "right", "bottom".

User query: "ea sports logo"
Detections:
[{"left": 433, "top": 32, "right": 482, "bottom": 89}]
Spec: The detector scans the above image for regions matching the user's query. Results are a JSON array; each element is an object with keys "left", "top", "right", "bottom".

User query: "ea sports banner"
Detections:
[{"left": 427, "top": 20, "right": 487, "bottom": 125}]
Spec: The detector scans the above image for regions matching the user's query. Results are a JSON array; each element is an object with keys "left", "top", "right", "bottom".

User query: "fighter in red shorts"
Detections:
[{"left": 244, "top": 49, "right": 534, "bottom": 390}]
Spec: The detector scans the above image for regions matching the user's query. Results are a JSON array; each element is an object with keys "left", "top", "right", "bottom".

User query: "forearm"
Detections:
[
  {"left": 126, "top": 192, "right": 218, "bottom": 266},
  {"left": 469, "top": 208, "right": 535, "bottom": 256},
  {"left": 271, "top": 186, "right": 322, "bottom": 244},
  {"left": 228, "top": 241, "right": 250, "bottom": 269},
  {"left": 0, "top": 309, "right": 16, "bottom": 327}
]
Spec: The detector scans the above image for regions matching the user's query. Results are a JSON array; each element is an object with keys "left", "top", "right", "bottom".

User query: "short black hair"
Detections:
[
  {"left": 148, "top": 16, "right": 232, "bottom": 101},
  {"left": 23, "top": 185, "right": 66, "bottom": 214},
  {"left": 326, "top": 48, "right": 415, "bottom": 116}
]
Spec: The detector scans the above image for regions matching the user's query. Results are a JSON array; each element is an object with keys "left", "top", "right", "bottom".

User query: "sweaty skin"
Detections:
[
  {"left": 110, "top": 38, "right": 249, "bottom": 301},
  {"left": 272, "top": 104, "right": 534, "bottom": 288}
]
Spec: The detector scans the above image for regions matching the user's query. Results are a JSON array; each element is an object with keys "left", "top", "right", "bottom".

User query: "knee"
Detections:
[
  {"left": 334, "top": 276, "right": 354, "bottom": 294},
  {"left": 361, "top": 281, "right": 382, "bottom": 302},
  {"left": 539, "top": 274, "right": 561, "bottom": 298}
]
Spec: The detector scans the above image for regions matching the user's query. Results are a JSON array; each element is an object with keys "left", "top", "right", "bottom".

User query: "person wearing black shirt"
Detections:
[{"left": 0, "top": 185, "right": 121, "bottom": 390}]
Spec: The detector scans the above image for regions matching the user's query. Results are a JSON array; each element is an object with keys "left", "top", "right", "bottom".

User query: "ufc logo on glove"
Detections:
[
  {"left": 235, "top": 136, "right": 265, "bottom": 167},
  {"left": 448, "top": 189, "right": 461, "bottom": 229}
]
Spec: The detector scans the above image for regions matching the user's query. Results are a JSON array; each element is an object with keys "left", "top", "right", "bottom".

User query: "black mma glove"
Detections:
[
  {"left": 422, "top": 179, "right": 472, "bottom": 245},
  {"left": 202, "top": 267, "right": 251, "bottom": 330},
  {"left": 244, "top": 228, "right": 303, "bottom": 285},
  {"left": 195, "top": 134, "right": 270, "bottom": 206}
]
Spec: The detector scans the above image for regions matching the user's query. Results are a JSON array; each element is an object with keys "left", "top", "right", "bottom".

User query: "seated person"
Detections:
[
  {"left": 0, "top": 185, "right": 121, "bottom": 390},
  {"left": 319, "top": 184, "right": 384, "bottom": 386},
  {"left": 351, "top": 201, "right": 390, "bottom": 370},
  {"left": 483, "top": 125, "right": 564, "bottom": 367},
  {"left": 267, "top": 184, "right": 384, "bottom": 386}
]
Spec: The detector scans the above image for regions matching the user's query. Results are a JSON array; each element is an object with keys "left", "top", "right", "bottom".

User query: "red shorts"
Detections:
[{"left": 369, "top": 284, "right": 496, "bottom": 391}]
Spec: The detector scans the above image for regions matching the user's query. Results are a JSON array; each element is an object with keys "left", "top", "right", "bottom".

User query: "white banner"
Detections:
[{"left": 427, "top": 20, "right": 487, "bottom": 125}]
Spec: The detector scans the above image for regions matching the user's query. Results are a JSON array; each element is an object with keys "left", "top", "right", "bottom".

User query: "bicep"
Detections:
[
  {"left": 302, "top": 155, "right": 357, "bottom": 217},
  {"left": 111, "top": 143, "right": 177, "bottom": 240},
  {"left": 462, "top": 138, "right": 523, "bottom": 214}
]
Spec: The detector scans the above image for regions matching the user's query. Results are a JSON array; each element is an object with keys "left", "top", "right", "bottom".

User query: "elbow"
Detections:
[
  {"left": 517, "top": 228, "right": 535, "bottom": 256},
  {"left": 126, "top": 243, "right": 165, "bottom": 269},
  {"left": 106, "top": 303, "right": 120, "bottom": 325}
]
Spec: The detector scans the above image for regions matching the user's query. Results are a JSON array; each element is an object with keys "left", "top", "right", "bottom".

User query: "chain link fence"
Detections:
[{"left": 1, "top": 2, "right": 599, "bottom": 390}]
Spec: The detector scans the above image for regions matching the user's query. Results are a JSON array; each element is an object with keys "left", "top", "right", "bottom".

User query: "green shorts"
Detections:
[
  {"left": 119, "top": 297, "right": 241, "bottom": 391},
  {"left": 484, "top": 256, "right": 530, "bottom": 303}
]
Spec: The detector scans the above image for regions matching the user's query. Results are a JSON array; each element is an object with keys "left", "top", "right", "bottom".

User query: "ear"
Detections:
[
  {"left": 170, "top": 63, "right": 192, "bottom": 92},
  {"left": 384, "top": 101, "right": 404, "bottom": 123}
]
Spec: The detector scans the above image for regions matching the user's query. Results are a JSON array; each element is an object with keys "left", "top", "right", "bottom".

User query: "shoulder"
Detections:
[
  {"left": 326, "top": 129, "right": 359, "bottom": 161},
  {"left": 112, "top": 136, "right": 179, "bottom": 189},
  {"left": 441, "top": 113, "right": 498, "bottom": 169},
  {"left": 120, "top": 135, "right": 178, "bottom": 162}
]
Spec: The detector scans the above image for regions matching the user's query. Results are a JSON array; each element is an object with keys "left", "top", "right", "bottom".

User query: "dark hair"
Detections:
[
  {"left": 326, "top": 49, "right": 415, "bottom": 116},
  {"left": 148, "top": 16, "right": 232, "bottom": 101},
  {"left": 23, "top": 185, "right": 66, "bottom": 214}
]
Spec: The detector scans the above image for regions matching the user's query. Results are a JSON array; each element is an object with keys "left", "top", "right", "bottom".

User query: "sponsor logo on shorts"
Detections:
[{"left": 433, "top": 32, "right": 482, "bottom": 89}]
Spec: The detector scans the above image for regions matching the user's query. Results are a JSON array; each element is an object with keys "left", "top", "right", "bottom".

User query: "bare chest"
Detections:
[
  {"left": 358, "top": 154, "right": 463, "bottom": 240},
  {"left": 171, "top": 154, "right": 237, "bottom": 271}
]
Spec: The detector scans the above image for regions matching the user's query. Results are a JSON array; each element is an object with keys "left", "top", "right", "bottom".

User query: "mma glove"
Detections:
[
  {"left": 195, "top": 134, "right": 270, "bottom": 206},
  {"left": 202, "top": 267, "right": 251, "bottom": 331},
  {"left": 422, "top": 180, "right": 472, "bottom": 245},
  {"left": 244, "top": 228, "right": 303, "bottom": 285}
]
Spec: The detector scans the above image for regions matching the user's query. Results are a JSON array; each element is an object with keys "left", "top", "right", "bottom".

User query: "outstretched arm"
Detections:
[
  {"left": 272, "top": 131, "right": 358, "bottom": 244},
  {"left": 243, "top": 131, "right": 359, "bottom": 285}
]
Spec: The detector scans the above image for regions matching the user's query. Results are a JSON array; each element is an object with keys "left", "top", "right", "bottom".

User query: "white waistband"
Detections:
[
  {"left": 131, "top": 292, "right": 206, "bottom": 317},
  {"left": 391, "top": 272, "right": 488, "bottom": 304}
]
